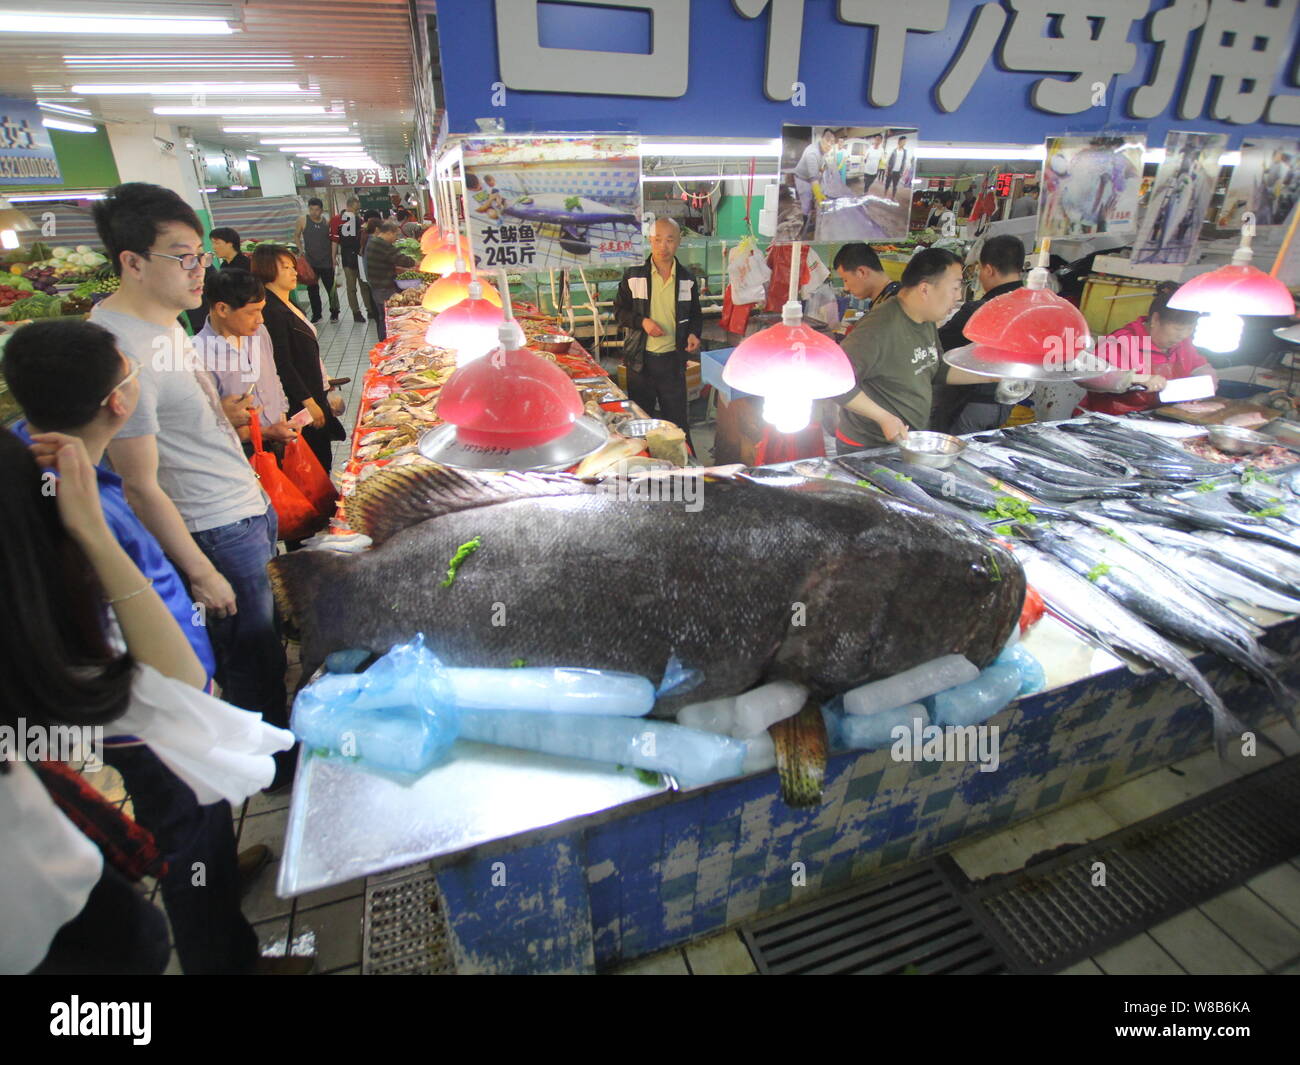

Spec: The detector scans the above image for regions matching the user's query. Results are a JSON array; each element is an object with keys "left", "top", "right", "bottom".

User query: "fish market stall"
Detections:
[{"left": 276, "top": 402, "right": 1300, "bottom": 973}]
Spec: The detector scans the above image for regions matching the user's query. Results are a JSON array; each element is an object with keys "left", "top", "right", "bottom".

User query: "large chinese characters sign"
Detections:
[
  {"left": 310, "top": 164, "right": 412, "bottom": 187},
  {"left": 437, "top": 1, "right": 1300, "bottom": 143}
]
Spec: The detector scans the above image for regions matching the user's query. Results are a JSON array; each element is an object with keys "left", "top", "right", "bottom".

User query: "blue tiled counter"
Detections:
[{"left": 430, "top": 623, "right": 1297, "bottom": 973}]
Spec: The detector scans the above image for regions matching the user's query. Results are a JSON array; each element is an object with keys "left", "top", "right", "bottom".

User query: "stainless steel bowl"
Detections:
[
  {"left": 619, "top": 418, "right": 676, "bottom": 438},
  {"left": 897, "top": 430, "right": 967, "bottom": 468},
  {"left": 1205, "top": 424, "right": 1273, "bottom": 455},
  {"left": 532, "top": 333, "right": 575, "bottom": 353}
]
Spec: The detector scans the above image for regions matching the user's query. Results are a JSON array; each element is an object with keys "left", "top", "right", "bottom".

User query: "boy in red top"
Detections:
[{"left": 1077, "top": 287, "right": 1217, "bottom": 415}]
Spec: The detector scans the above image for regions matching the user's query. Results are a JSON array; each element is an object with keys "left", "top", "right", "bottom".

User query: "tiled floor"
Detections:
[{"left": 84, "top": 318, "right": 1300, "bottom": 975}]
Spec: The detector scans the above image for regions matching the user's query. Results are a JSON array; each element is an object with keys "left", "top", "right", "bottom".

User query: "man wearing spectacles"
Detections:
[{"left": 89, "top": 183, "right": 293, "bottom": 786}]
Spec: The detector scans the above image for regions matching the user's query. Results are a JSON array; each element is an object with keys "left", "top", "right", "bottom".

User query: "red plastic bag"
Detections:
[
  {"left": 281, "top": 431, "right": 339, "bottom": 516},
  {"left": 295, "top": 254, "right": 317, "bottom": 285},
  {"left": 763, "top": 243, "right": 812, "bottom": 313},
  {"left": 247, "top": 417, "right": 322, "bottom": 541},
  {"left": 720, "top": 286, "right": 754, "bottom": 335}
]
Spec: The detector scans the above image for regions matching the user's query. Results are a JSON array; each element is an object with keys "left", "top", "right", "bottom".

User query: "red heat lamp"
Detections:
[
  {"left": 419, "top": 224, "right": 445, "bottom": 253},
  {"left": 1167, "top": 216, "right": 1296, "bottom": 354},
  {"left": 424, "top": 278, "right": 512, "bottom": 362},
  {"left": 721, "top": 242, "right": 854, "bottom": 432},
  {"left": 422, "top": 258, "right": 502, "bottom": 313},
  {"left": 417, "top": 274, "right": 608, "bottom": 471},
  {"left": 420, "top": 234, "right": 473, "bottom": 276},
  {"left": 945, "top": 240, "right": 1104, "bottom": 383}
]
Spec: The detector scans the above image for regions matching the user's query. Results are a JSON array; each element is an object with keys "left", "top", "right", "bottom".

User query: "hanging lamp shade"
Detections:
[
  {"left": 0, "top": 194, "right": 35, "bottom": 233},
  {"left": 424, "top": 283, "right": 515, "bottom": 362},
  {"left": 421, "top": 262, "right": 502, "bottom": 313},
  {"left": 420, "top": 224, "right": 445, "bottom": 253},
  {"left": 1168, "top": 256, "right": 1295, "bottom": 318},
  {"left": 420, "top": 235, "right": 473, "bottom": 276},
  {"left": 944, "top": 243, "right": 1105, "bottom": 381},
  {"left": 721, "top": 241, "right": 854, "bottom": 433}
]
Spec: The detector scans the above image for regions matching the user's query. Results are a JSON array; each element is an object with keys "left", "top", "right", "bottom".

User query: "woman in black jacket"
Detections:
[{"left": 250, "top": 245, "right": 345, "bottom": 471}]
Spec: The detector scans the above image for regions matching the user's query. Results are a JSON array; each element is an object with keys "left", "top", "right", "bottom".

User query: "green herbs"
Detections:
[
  {"left": 986, "top": 549, "right": 1003, "bottom": 582},
  {"left": 892, "top": 472, "right": 912, "bottom": 482},
  {"left": 1086, "top": 563, "right": 1111, "bottom": 583},
  {"left": 1193, "top": 481, "right": 1217, "bottom": 493},
  {"left": 440, "top": 536, "right": 483, "bottom": 588},
  {"left": 635, "top": 769, "right": 661, "bottom": 786},
  {"left": 1250, "top": 506, "right": 1286, "bottom": 519},
  {"left": 982, "top": 495, "right": 1037, "bottom": 524},
  {"left": 991, "top": 523, "right": 1015, "bottom": 537},
  {"left": 1241, "top": 468, "right": 1275, "bottom": 485},
  {"left": 510, "top": 658, "right": 527, "bottom": 668},
  {"left": 1099, "top": 525, "right": 1127, "bottom": 544}
]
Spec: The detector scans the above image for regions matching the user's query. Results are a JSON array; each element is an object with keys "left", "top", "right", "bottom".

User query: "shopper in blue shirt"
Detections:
[{"left": 1, "top": 319, "right": 310, "bottom": 975}]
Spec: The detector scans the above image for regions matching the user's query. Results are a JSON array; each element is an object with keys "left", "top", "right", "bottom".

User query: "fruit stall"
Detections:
[{"left": 0, "top": 242, "right": 114, "bottom": 324}]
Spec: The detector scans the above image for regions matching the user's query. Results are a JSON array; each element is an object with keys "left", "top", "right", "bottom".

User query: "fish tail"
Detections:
[
  {"left": 266, "top": 552, "right": 313, "bottom": 629},
  {"left": 771, "top": 699, "right": 827, "bottom": 809},
  {"left": 1262, "top": 673, "right": 1300, "bottom": 732}
]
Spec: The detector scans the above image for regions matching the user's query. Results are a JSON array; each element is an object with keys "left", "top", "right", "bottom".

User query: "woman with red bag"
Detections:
[{"left": 250, "top": 244, "right": 346, "bottom": 473}]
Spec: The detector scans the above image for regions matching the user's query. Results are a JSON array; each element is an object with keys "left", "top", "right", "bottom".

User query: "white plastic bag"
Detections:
[
  {"left": 803, "top": 281, "right": 841, "bottom": 326},
  {"left": 800, "top": 248, "right": 830, "bottom": 298},
  {"left": 108, "top": 665, "right": 296, "bottom": 805},
  {"left": 727, "top": 237, "right": 770, "bottom": 305}
]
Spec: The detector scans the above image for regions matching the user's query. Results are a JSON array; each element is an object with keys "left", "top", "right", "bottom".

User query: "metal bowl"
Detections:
[
  {"left": 532, "top": 333, "right": 575, "bottom": 353},
  {"left": 618, "top": 418, "right": 676, "bottom": 439},
  {"left": 1205, "top": 424, "right": 1274, "bottom": 455},
  {"left": 898, "top": 431, "right": 967, "bottom": 468}
]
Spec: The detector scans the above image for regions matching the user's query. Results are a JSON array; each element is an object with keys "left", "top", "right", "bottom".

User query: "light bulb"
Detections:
[
  {"left": 0, "top": 229, "right": 17, "bottom": 250},
  {"left": 1194, "top": 312, "right": 1243, "bottom": 354},
  {"left": 763, "top": 393, "right": 812, "bottom": 434}
]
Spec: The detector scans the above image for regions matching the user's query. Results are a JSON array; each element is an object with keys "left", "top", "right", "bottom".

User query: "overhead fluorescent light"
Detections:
[
  {"left": 641, "top": 139, "right": 782, "bottom": 158},
  {"left": 246, "top": 153, "right": 260, "bottom": 161},
  {"left": 42, "top": 117, "right": 98, "bottom": 133},
  {"left": 262, "top": 137, "right": 360, "bottom": 145},
  {"left": 229, "top": 185, "right": 249, "bottom": 191},
  {"left": 37, "top": 101, "right": 93, "bottom": 117},
  {"left": 914, "top": 145, "right": 1046, "bottom": 161},
  {"left": 1141, "top": 149, "right": 1240, "bottom": 166},
  {"left": 73, "top": 82, "right": 315, "bottom": 95},
  {"left": 224, "top": 125, "right": 350, "bottom": 134},
  {"left": 204, "top": 155, "right": 226, "bottom": 166},
  {"left": 301, "top": 165, "right": 311, "bottom": 171},
  {"left": 8, "top": 193, "right": 106, "bottom": 202},
  {"left": 155, "top": 105, "right": 331, "bottom": 116},
  {"left": 0, "top": 13, "right": 234, "bottom": 34}
]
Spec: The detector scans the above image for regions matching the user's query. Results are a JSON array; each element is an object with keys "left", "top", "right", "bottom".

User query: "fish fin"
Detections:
[
  {"left": 267, "top": 552, "right": 314, "bottom": 629},
  {"left": 345, "top": 463, "right": 595, "bottom": 546},
  {"left": 770, "top": 700, "right": 827, "bottom": 809}
]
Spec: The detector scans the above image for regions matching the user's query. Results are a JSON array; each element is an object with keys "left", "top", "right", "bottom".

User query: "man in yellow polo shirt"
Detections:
[{"left": 613, "top": 217, "right": 703, "bottom": 448}]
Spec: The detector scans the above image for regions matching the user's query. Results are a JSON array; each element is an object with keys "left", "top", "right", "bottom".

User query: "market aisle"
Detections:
[{"left": 313, "top": 312, "right": 377, "bottom": 476}]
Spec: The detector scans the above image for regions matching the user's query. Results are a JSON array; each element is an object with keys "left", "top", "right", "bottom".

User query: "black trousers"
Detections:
[
  {"left": 371, "top": 287, "right": 394, "bottom": 340},
  {"left": 885, "top": 170, "right": 904, "bottom": 198},
  {"left": 103, "top": 745, "right": 259, "bottom": 975},
  {"left": 626, "top": 351, "right": 694, "bottom": 452},
  {"left": 31, "top": 862, "right": 170, "bottom": 975},
  {"left": 306, "top": 267, "right": 339, "bottom": 317}
]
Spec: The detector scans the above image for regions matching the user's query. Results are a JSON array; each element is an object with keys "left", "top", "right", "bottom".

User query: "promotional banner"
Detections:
[
  {"left": 313, "top": 164, "right": 412, "bottom": 188},
  {"left": 461, "top": 135, "right": 643, "bottom": 272},
  {"left": 1217, "top": 137, "right": 1300, "bottom": 228},
  {"left": 780, "top": 124, "right": 916, "bottom": 242},
  {"left": 1037, "top": 135, "right": 1144, "bottom": 239},
  {"left": 1131, "top": 131, "right": 1228, "bottom": 265},
  {"left": 0, "top": 96, "right": 60, "bottom": 185}
]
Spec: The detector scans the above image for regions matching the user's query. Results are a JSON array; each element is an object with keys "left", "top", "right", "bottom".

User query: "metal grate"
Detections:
[
  {"left": 741, "top": 863, "right": 1009, "bottom": 974},
  {"left": 964, "top": 755, "right": 1300, "bottom": 972},
  {"left": 361, "top": 864, "right": 457, "bottom": 975},
  {"left": 742, "top": 756, "right": 1300, "bottom": 974}
]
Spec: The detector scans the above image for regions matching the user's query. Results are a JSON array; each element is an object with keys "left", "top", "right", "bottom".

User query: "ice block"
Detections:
[
  {"left": 843, "top": 655, "right": 979, "bottom": 716},
  {"left": 840, "top": 704, "right": 929, "bottom": 750}
]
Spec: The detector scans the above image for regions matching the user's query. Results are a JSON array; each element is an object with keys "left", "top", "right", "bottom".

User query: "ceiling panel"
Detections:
[{"left": 0, "top": 0, "right": 420, "bottom": 164}]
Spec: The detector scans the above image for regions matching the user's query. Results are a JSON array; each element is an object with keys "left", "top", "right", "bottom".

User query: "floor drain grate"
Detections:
[
  {"left": 962, "top": 755, "right": 1300, "bottom": 972},
  {"left": 361, "top": 864, "right": 457, "bottom": 975},
  {"left": 741, "top": 863, "right": 1010, "bottom": 974},
  {"left": 741, "top": 755, "right": 1300, "bottom": 974}
]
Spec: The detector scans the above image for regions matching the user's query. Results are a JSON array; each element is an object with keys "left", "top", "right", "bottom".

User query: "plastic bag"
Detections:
[
  {"left": 281, "top": 431, "right": 338, "bottom": 517},
  {"left": 726, "top": 237, "right": 770, "bottom": 306},
  {"left": 295, "top": 253, "right": 317, "bottom": 285},
  {"left": 247, "top": 416, "right": 322, "bottom": 541},
  {"left": 803, "top": 281, "right": 840, "bottom": 326}
]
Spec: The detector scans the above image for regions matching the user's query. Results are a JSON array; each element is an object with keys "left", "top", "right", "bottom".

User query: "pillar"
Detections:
[
  {"left": 105, "top": 122, "right": 212, "bottom": 235},
  {"left": 256, "top": 154, "right": 298, "bottom": 197}
]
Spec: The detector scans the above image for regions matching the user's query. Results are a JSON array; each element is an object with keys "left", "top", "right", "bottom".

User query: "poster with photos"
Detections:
[
  {"left": 1131, "top": 131, "right": 1227, "bottom": 265},
  {"left": 1217, "top": 138, "right": 1300, "bottom": 230},
  {"left": 779, "top": 124, "right": 917, "bottom": 242},
  {"left": 1038, "top": 135, "right": 1143, "bottom": 240}
]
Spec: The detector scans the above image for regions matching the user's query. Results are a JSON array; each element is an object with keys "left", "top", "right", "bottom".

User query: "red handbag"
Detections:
[
  {"left": 295, "top": 253, "right": 317, "bottom": 285},
  {"left": 281, "top": 431, "right": 339, "bottom": 516},
  {"left": 247, "top": 416, "right": 323, "bottom": 541}
]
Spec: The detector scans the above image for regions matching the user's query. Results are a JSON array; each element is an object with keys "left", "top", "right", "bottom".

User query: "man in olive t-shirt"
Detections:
[{"left": 834, "top": 247, "right": 988, "bottom": 454}]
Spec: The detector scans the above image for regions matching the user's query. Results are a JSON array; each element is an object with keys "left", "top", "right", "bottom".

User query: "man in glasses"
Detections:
[
  {"left": 89, "top": 184, "right": 293, "bottom": 786},
  {"left": 1, "top": 318, "right": 307, "bottom": 975}
]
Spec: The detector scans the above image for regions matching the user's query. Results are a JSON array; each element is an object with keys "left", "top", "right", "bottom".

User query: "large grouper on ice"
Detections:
[{"left": 268, "top": 464, "right": 1026, "bottom": 804}]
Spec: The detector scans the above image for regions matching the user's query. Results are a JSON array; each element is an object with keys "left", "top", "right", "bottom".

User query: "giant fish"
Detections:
[{"left": 268, "top": 465, "right": 1025, "bottom": 801}]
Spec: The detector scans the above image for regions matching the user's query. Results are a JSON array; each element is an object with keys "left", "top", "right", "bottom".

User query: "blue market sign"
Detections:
[
  {"left": 435, "top": 0, "right": 1300, "bottom": 145},
  {"left": 0, "top": 96, "right": 60, "bottom": 185}
]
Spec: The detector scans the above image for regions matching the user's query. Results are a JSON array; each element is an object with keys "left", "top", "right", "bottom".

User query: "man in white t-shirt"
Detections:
[{"left": 91, "top": 184, "right": 291, "bottom": 774}]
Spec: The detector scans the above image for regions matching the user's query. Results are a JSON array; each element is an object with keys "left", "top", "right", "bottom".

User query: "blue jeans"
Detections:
[
  {"left": 103, "top": 745, "right": 258, "bottom": 974},
  {"left": 192, "top": 506, "right": 288, "bottom": 730}
]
